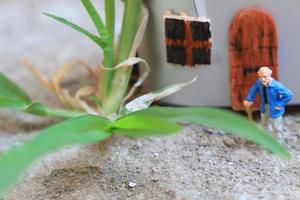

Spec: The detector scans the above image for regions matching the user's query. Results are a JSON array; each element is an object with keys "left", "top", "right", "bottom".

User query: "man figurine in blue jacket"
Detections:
[{"left": 243, "top": 66, "right": 293, "bottom": 135}]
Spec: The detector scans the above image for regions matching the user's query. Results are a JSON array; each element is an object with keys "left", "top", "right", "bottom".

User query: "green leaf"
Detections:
[
  {"left": 24, "top": 103, "right": 84, "bottom": 118},
  {"left": 43, "top": 13, "right": 107, "bottom": 48},
  {"left": 125, "top": 106, "right": 291, "bottom": 159},
  {"left": 0, "top": 73, "right": 83, "bottom": 118},
  {"left": 113, "top": 114, "right": 182, "bottom": 137},
  {"left": 81, "top": 0, "right": 108, "bottom": 39},
  {"left": 0, "top": 115, "right": 112, "bottom": 196},
  {"left": 24, "top": 102, "right": 49, "bottom": 116},
  {"left": 0, "top": 73, "right": 31, "bottom": 104},
  {"left": 0, "top": 98, "right": 28, "bottom": 109}
]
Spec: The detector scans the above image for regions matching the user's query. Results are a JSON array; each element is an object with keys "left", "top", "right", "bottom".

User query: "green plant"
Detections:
[{"left": 0, "top": 0, "right": 291, "bottom": 197}]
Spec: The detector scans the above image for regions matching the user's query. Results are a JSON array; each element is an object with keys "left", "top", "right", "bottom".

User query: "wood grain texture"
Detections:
[{"left": 230, "top": 8, "right": 278, "bottom": 111}]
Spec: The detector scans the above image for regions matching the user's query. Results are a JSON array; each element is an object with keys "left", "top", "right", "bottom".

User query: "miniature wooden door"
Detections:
[{"left": 230, "top": 8, "right": 278, "bottom": 111}]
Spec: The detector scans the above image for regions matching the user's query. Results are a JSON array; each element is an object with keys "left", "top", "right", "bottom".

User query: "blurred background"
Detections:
[{"left": 0, "top": 0, "right": 124, "bottom": 107}]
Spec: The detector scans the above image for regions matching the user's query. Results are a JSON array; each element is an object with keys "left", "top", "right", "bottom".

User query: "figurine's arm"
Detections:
[
  {"left": 246, "top": 81, "right": 260, "bottom": 102},
  {"left": 276, "top": 85, "right": 293, "bottom": 107},
  {"left": 243, "top": 81, "right": 259, "bottom": 107}
]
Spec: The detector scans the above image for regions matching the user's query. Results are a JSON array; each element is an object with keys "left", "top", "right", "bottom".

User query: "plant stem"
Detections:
[
  {"left": 102, "top": 0, "right": 116, "bottom": 100},
  {"left": 105, "top": 0, "right": 115, "bottom": 46},
  {"left": 101, "top": 0, "right": 142, "bottom": 115},
  {"left": 102, "top": 48, "right": 114, "bottom": 98}
]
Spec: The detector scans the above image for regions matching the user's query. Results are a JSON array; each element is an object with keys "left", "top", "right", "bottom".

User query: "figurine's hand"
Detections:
[
  {"left": 275, "top": 106, "right": 282, "bottom": 110},
  {"left": 243, "top": 100, "right": 253, "bottom": 107}
]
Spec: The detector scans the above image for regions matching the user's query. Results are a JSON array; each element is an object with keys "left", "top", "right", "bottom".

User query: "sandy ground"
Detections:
[
  {"left": 1, "top": 109, "right": 300, "bottom": 200},
  {"left": 1, "top": 1, "right": 300, "bottom": 200}
]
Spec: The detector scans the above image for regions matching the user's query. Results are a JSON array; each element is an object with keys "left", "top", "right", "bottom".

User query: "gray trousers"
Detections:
[{"left": 261, "top": 104, "right": 284, "bottom": 134}]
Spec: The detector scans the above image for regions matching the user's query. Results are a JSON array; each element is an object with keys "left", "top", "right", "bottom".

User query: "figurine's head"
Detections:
[{"left": 258, "top": 66, "right": 272, "bottom": 86}]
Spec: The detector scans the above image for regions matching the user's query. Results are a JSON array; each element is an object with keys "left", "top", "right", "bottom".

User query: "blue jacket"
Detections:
[{"left": 246, "top": 79, "right": 293, "bottom": 118}]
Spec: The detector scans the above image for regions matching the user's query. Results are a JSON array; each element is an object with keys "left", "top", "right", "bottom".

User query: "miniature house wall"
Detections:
[{"left": 140, "top": 0, "right": 299, "bottom": 108}]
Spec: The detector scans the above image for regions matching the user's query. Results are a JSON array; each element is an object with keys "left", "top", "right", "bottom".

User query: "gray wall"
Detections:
[{"left": 140, "top": 0, "right": 299, "bottom": 106}]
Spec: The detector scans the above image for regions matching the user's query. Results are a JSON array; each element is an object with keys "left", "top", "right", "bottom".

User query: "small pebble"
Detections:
[
  {"left": 129, "top": 182, "right": 137, "bottom": 188},
  {"left": 152, "top": 178, "right": 159, "bottom": 182},
  {"left": 127, "top": 192, "right": 134, "bottom": 197},
  {"left": 202, "top": 127, "right": 214, "bottom": 134},
  {"left": 223, "top": 138, "right": 235, "bottom": 147},
  {"left": 218, "top": 130, "right": 227, "bottom": 136}
]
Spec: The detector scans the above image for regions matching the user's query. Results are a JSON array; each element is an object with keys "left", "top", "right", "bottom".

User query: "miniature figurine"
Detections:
[{"left": 243, "top": 66, "right": 293, "bottom": 135}]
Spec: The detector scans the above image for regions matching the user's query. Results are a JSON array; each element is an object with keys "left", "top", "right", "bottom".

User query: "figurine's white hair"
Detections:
[{"left": 258, "top": 66, "right": 272, "bottom": 76}]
